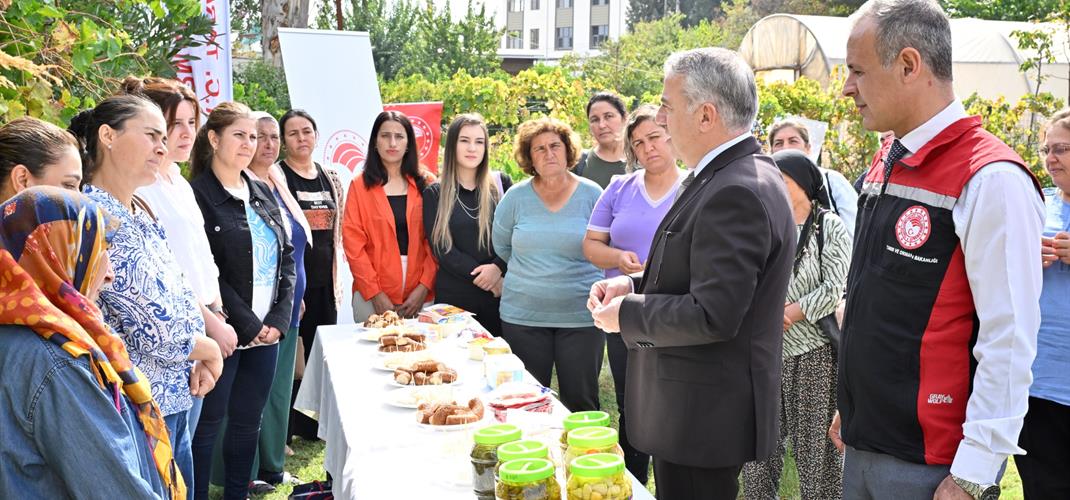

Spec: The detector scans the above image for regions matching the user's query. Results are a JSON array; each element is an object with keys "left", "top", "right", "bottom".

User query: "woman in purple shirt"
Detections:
[{"left": 582, "top": 104, "right": 682, "bottom": 484}]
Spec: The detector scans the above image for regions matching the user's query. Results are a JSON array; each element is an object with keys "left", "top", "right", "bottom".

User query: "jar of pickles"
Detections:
[
  {"left": 563, "top": 426, "right": 624, "bottom": 477},
  {"left": 472, "top": 424, "right": 523, "bottom": 500},
  {"left": 497, "top": 440, "right": 549, "bottom": 477},
  {"left": 567, "top": 453, "right": 632, "bottom": 500},
  {"left": 559, "top": 411, "right": 611, "bottom": 455},
  {"left": 497, "top": 458, "right": 562, "bottom": 500}
]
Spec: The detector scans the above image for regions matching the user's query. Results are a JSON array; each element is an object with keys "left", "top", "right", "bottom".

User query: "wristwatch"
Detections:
[{"left": 951, "top": 475, "right": 1000, "bottom": 500}]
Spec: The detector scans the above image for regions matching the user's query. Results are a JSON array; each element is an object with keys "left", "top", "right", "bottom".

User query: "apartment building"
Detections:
[{"left": 495, "top": 0, "right": 628, "bottom": 70}]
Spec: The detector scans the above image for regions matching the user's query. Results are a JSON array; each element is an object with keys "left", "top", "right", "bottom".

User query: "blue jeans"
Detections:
[
  {"left": 164, "top": 410, "right": 194, "bottom": 499},
  {"left": 191, "top": 344, "right": 278, "bottom": 500},
  {"left": 188, "top": 396, "right": 203, "bottom": 434}
]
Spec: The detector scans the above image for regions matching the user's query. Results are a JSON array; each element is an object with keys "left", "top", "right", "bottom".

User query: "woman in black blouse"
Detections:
[{"left": 423, "top": 114, "right": 511, "bottom": 336}]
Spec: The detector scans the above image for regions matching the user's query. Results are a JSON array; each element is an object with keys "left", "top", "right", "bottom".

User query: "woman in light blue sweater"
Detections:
[{"left": 493, "top": 117, "right": 605, "bottom": 412}]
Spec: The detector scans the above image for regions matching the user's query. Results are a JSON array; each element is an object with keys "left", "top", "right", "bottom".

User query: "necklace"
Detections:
[{"left": 456, "top": 195, "right": 480, "bottom": 220}]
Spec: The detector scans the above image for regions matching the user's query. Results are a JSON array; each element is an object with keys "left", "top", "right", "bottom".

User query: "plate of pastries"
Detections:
[
  {"left": 389, "top": 360, "right": 459, "bottom": 387},
  {"left": 415, "top": 397, "right": 485, "bottom": 430},
  {"left": 377, "top": 331, "right": 428, "bottom": 353}
]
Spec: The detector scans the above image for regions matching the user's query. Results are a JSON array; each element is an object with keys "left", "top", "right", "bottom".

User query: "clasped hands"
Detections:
[
  {"left": 1042, "top": 231, "right": 1070, "bottom": 268},
  {"left": 588, "top": 275, "right": 633, "bottom": 333}
]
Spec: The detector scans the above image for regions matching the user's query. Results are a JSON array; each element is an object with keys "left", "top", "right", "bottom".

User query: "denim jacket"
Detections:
[
  {"left": 0, "top": 326, "right": 168, "bottom": 499},
  {"left": 191, "top": 169, "right": 296, "bottom": 345}
]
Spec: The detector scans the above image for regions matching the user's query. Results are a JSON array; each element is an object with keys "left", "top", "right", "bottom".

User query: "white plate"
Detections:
[
  {"left": 375, "top": 353, "right": 439, "bottom": 372},
  {"left": 387, "top": 376, "right": 461, "bottom": 388},
  {"left": 415, "top": 420, "right": 483, "bottom": 432},
  {"left": 385, "top": 386, "right": 458, "bottom": 409}
]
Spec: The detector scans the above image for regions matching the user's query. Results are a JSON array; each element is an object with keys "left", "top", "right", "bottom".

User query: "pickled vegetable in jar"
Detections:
[
  {"left": 496, "top": 458, "right": 562, "bottom": 500},
  {"left": 497, "top": 440, "right": 549, "bottom": 477},
  {"left": 559, "top": 411, "right": 611, "bottom": 454},
  {"left": 472, "top": 424, "right": 523, "bottom": 500},
  {"left": 563, "top": 426, "right": 624, "bottom": 477},
  {"left": 567, "top": 453, "right": 632, "bottom": 500}
]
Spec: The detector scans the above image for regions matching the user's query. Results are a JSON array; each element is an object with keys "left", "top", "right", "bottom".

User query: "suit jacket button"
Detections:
[{"left": 214, "top": 226, "right": 220, "bottom": 232}]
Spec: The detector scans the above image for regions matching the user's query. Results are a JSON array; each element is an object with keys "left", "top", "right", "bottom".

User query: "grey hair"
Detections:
[
  {"left": 663, "top": 47, "right": 757, "bottom": 134},
  {"left": 851, "top": 0, "right": 953, "bottom": 81}
]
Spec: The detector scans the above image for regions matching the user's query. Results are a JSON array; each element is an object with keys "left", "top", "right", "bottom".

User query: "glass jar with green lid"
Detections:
[
  {"left": 472, "top": 424, "right": 523, "bottom": 500},
  {"left": 497, "top": 440, "right": 549, "bottom": 477},
  {"left": 496, "top": 458, "right": 562, "bottom": 500},
  {"left": 559, "top": 411, "right": 611, "bottom": 453},
  {"left": 563, "top": 426, "right": 624, "bottom": 476},
  {"left": 567, "top": 453, "right": 632, "bottom": 500}
]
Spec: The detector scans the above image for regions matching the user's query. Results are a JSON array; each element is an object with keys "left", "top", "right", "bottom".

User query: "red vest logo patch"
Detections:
[{"left": 895, "top": 205, "right": 931, "bottom": 250}]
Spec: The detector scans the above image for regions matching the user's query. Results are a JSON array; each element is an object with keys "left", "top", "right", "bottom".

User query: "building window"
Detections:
[
  {"left": 508, "top": 0, "right": 523, "bottom": 12},
  {"left": 555, "top": 27, "right": 573, "bottom": 50},
  {"left": 530, "top": 29, "right": 540, "bottom": 49},
  {"left": 505, "top": 30, "right": 523, "bottom": 49},
  {"left": 592, "top": 0, "right": 608, "bottom": 5},
  {"left": 556, "top": 0, "right": 572, "bottom": 8},
  {"left": 531, "top": 0, "right": 540, "bottom": 9},
  {"left": 591, "top": 24, "right": 608, "bottom": 48}
]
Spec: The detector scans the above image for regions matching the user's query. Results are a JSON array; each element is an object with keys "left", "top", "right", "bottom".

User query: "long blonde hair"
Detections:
[{"left": 432, "top": 114, "right": 498, "bottom": 253}]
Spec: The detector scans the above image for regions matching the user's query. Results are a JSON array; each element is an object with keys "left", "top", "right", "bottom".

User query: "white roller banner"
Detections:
[{"left": 278, "top": 28, "right": 384, "bottom": 325}]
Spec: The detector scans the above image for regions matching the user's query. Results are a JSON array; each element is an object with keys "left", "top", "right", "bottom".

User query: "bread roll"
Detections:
[
  {"left": 393, "top": 370, "right": 412, "bottom": 385},
  {"left": 468, "top": 398, "right": 485, "bottom": 419},
  {"left": 446, "top": 411, "right": 478, "bottom": 425}
]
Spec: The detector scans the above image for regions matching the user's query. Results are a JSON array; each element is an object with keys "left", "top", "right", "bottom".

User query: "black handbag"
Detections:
[{"left": 793, "top": 209, "right": 843, "bottom": 349}]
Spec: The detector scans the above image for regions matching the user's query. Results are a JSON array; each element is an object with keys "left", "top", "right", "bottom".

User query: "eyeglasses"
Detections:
[{"left": 1041, "top": 143, "right": 1070, "bottom": 157}]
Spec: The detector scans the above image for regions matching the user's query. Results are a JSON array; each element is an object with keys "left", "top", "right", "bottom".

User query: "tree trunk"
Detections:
[
  {"left": 263, "top": 0, "right": 311, "bottom": 66},
  {"left": 335, "top": 0, "right": 345, "bottom": 30}
]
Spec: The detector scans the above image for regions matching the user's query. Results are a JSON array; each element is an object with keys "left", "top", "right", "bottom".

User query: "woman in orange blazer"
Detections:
[{"left": 342, "top": 111, "right": 437, "bottom": 322}]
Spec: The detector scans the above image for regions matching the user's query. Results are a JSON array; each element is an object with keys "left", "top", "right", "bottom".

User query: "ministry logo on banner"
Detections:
[{"left": 383, "top": 102, "right": 444, "bottom": 174}]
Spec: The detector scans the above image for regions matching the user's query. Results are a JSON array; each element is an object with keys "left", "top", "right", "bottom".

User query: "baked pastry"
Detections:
[
  {"left": 393, "top": 370, "right": 413, "bottom": 385},
  {"left": 446, "top": 411, "right": 478, "bottom": 425},
  {"left": 468, "top": 397, "right": 484, "bottom": 419}
]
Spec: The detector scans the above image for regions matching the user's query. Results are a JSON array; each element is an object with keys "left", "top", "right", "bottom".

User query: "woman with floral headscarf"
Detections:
[{"left": 0, "top": 186, "right": 186, "bottom": 499}]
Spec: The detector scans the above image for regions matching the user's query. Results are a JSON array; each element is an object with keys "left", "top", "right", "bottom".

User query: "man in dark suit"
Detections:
[{"left": 589, "top": 47, "right": 796, "bottom": 499}]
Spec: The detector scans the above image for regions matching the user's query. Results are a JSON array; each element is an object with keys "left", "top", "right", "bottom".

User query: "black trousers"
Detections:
[
  {"left": 653, "top": 458, "right": 741, "bottom": 500},
  {"left": 1017, "top": 396, "right": 1070, "bottom": 499},
  {"left": 500, "top": 321, "right": 604, "bottom": 412},
  {"left": 289, "top": 284, "right": 337, "bottom": 441},
  {"left": 606, "top": 332, "right": 650, "bottom": 484},
  {"left": 436, "top": 287, "right": 502, "bottom": 337}
]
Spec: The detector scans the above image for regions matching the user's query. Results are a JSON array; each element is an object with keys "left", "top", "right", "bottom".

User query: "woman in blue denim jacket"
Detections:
[
  {"left": 0, "top": 187, "right": 183, "bottom": 499},
  {"left": 69, "top": 95, "right": 224, "bottom": 497},
  {"left": 189, "top": 102, "right": 296, "bottom": 500}
]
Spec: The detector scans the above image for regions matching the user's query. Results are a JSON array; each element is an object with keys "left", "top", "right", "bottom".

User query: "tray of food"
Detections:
[
  {"left": 364, "top": 310, "right": 405, "bottom": 329},
  {"left": 375, "top": 352, "right": 435, "bottom": 372},
  {"left": 389, "top": 360, "right": 459, "bottom": 387},
  {"left": 377, "top": 331, "right": 428, "bottom": 353},
  {"left": 415, "top": 397, "right": 485, "bottom": 430}
]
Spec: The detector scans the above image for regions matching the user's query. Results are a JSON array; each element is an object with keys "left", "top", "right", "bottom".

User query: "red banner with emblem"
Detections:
[{"left": 383, "top": 102, "right": 443, "bottom": 174}]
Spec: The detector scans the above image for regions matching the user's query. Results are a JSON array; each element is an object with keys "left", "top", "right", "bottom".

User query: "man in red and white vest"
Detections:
[{"left": 828, "top": 1, "right": 1046, "bottom": 499}]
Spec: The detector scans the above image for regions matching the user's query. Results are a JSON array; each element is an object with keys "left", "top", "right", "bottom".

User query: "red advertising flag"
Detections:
[{"left": 383, "top": 102, "right": 443, "bottom": 174}]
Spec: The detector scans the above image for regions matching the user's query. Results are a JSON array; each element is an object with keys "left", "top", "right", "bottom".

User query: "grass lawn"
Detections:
[{"left": 222, "top": 349, "right": 1025, "bottom": 499}]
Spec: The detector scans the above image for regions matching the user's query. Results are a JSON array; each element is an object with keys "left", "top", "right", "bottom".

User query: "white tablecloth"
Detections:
[{"left": 293, "top": 324, "right": 654, "bottom": 499}]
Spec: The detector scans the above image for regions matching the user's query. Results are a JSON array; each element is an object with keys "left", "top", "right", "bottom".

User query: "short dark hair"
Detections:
[
  {"left": 280, "top": 109, "right": 318, "bottom": 135},
  {"left": 853, "top": 0, "right": 953, "bottom": 81},
  {"left": 586, "top": 91, "right": 627, "bottom": 118}
]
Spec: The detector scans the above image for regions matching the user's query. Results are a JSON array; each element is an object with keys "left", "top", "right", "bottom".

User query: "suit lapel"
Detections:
[{"left": 639, "top": 137, "right": 762, "bottom": 291}]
